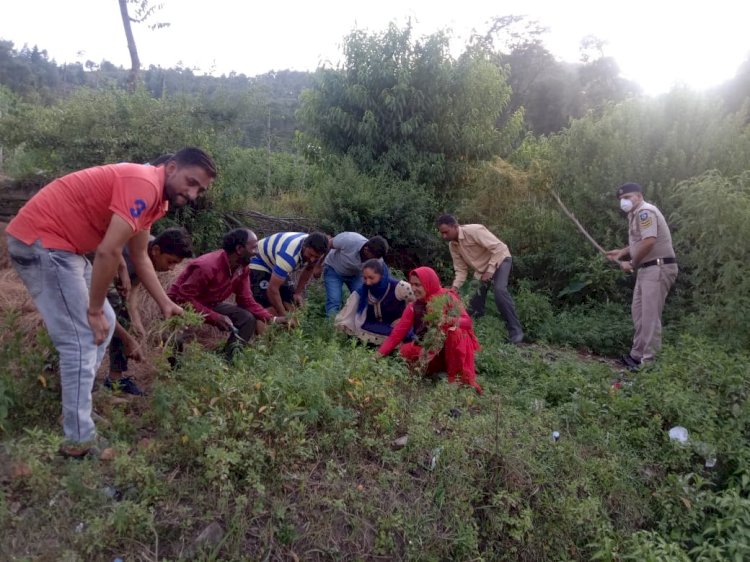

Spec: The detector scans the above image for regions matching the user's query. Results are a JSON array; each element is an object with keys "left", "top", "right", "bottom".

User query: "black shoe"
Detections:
[
  {"left": 619, "top": 354, "right": 641, "bottom": 371},
  {"left": 224, "top": 341, "right": 244, "bottom": 362},
  {"left": 509, "top": 333, "right": 525, "bottom": 345},
  {"left": 104, "top": 376, "right": 144, "bottom": 396}
]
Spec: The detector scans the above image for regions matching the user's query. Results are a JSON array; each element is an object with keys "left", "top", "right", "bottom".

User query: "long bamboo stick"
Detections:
[{"left": 550, "top": 191, "right": 607, "bottom": 256}]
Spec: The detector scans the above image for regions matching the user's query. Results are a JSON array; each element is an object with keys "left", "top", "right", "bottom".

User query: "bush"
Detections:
[
  {"left": 0, "top": 87, "right": 214, "bottom": 177},
  {"left": 485, "top": 284, "right": 632, "bottom": 356},
  {"left": 309, "top": 156, "right": 440, "bottom": 266},
  {"left": 669, "top": 170, "right": 750, "bottom": 348}
]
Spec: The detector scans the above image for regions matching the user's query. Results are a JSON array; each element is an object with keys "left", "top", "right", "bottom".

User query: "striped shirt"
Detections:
[{"left": 250, "top": 232, "right": 308, "bottom": 279}]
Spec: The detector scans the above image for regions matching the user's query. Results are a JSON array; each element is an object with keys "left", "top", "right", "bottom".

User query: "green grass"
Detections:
[{"left": 1, "top": 286, "right": 749, "bottom": 561}]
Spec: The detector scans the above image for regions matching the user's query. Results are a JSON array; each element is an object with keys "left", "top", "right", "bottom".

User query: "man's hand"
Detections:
[
  {"left": 311, "top": 260, "right": 324, "bottom": 279},
  {"left": 480, "top": 271, "right": 493, "bottom": 282},
  {"left": 88, "top": 310, "right": 110, "bottom": 345},
  {"left": 272, "top": 315, "right": 299, "bottom": 329},
  {"left": 605, "top": 249, "right": 623, "bottom": 263},
  {"left": 131, "top": 321, "right": 146, "bottom": 339},
  {"left": 619, "top": 260, "right": 634, "bottom": 273},
  {"left": 115, "top": 276, "right": 131, "bottom": 300},
  {"left": 115, "top": 257, "right": 131, "bottom": 299},
  {"left": 124, "top": 336, "right": 144, "bottom": 362},
  {"left": 161, "top": 301, "right": 184, "bottom": 319},
  {"left": 216, "top": 315, "right": 235, "bottom": 332},
  {"left": 293, "top": 293, "right": 305, "bottom": 307}
]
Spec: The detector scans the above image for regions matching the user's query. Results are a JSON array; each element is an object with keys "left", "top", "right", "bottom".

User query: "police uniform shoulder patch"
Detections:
[{"left": 639, "top": 210, "right": 653, "bottom": 229}]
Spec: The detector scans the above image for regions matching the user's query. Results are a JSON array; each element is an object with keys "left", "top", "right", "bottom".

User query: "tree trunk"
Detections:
[
  {"left": 267, "top": 106, "right": 272, "bottom": 194},
  {"left": 118, "top": 0, "right": 141, "bottom": 91}
]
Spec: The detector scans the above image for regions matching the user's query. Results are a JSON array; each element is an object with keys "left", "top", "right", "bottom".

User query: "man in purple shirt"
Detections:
[{"left": 168, "top": 228, "right": 287, "bottom": 353}]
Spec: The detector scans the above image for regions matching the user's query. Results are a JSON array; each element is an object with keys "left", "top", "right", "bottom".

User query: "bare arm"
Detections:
[
  {"left": 610, "top": 238, "right": 656, "bottom": 274},
  {"left": 293, "top": 263, "right": 316, "bottom": 304},
  {"left": 125, "top": 280, "right": 145, "bottom": 337},
  {"left": 88, "top": 215, "right": 136, "bottom": 343},
  {"left": 266, "top": 273, "right": 289, "bottom": 317},
  {"left": 114, "top": 321, "right": 143, "bottom": 361},
  {"left": 449, "top": 244, "right": 470, "bottom": 290},
  {"left": 115, "top": 255, "right": 131, "bottom": 299},
  {"left": 605, "top": 246, "right": 630, "bottom": 262},
  {"left": 629, "top": 238, "right": 656, "bottom": 268}
]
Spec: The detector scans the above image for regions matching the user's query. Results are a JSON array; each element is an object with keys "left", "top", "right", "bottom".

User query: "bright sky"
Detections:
[{"left": 3, "top": 0, "right": 749, "bottom": 95}]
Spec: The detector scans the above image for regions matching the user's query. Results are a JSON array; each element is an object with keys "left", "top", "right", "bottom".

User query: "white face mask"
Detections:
[{"left": 620, "top": 198, "right": 634, "bottom": 213}]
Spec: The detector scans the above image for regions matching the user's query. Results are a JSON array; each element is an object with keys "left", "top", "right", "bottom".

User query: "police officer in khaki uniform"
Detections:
[{"left": 605, "top": 183, "right": 678, "bottom": 369}]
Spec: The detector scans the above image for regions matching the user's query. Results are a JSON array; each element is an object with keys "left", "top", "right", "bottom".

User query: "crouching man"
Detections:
[{"left": 168, "top": 228, "right": 287, "bottom": 356}]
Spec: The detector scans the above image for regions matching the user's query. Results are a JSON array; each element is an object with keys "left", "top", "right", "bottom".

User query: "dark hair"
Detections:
[
  {"left": 222, "top": 228, "right": 254, "bottom": 254},
  {"left": 362, "top": 258, "right": 385, "bottom": 275},
  {"left": 436, "top": 214, "right": 458, "bottom": 227},
  {"left": 302, "top": 232, "right": 329, "bottom": 255},
  {"left": 149, "top": 153, "right": 174, "bottom": 166},
  {"left": 170, "top": 147, "right": 217, "bottom": 178},
  {"left": 363, "top": 235, "right": 389, "bottom": 258},
  {"left": 151, "top": 228, "right": 193, "bottom": 258}
]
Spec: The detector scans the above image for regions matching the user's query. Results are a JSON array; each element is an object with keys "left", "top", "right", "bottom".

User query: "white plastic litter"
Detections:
[
  {"left": 668, "top": 426, "right": 689, "bottom": 443},
  {"left": 551, "top": 431, "right": 560, "bottom": 442},
  {"left": 429, "top": 447, "right": 442, "bottom": 470}
]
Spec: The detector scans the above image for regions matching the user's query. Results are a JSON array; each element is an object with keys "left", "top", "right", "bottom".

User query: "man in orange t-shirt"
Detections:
[{"left": 5, "top": 147, "right": 217, "bottom": 457}]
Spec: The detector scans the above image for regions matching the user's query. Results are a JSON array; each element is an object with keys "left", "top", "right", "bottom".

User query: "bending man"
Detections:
[
  {"left": 6, "top": 147, "right": 216, "bottom": 457},
  {"left": 437, "top": 214, "right": 524, "bottom": 344},
  {"left": 168, "top": 228, "right": 288, "bottom": 356}
]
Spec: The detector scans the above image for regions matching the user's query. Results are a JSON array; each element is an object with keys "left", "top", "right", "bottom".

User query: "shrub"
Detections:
[{"left": 309, "top": 156, "right": 440, "bottom": 266}]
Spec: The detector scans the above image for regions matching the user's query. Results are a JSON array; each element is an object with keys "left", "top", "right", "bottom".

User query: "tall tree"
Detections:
[
  {"left": 299, "top": 23, "right": 520, "bottom": 192},
  {"left": 117, "top": 0, "right": 169, "bottom": 90},
  {"left": 476, "top": 15, "right": 579, "bottom": 134}
]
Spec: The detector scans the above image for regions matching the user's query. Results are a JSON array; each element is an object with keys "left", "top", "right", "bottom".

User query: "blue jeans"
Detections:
[
  {"left": 323, "top": 265, "right": 363, "bottom": 317},
  {"left": 7, "top": 235, "right": 116, "bottom": 444}
]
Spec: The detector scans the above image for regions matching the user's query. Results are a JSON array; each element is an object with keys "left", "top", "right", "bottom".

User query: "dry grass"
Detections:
[
  {"left": 0, "top": 269, "right": 43, "bottom": 341},
  {"left": 0, "top": 221, "right": 10, "bottom": 270},
  {"left": 455, "top": 157, "right": 533, "bottom": 226},
  {"left": 0, "top": 255, "right": 225, "bottom": 390}
]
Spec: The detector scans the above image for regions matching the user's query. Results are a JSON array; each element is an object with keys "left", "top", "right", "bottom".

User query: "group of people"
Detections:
[{"left": 5, "top": 147, "right": 677, "bottom": 458}]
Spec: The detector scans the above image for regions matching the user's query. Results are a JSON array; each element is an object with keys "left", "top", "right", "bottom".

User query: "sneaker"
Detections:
[
  {"left": 104, "top": 376, "right": 144, "bottom": 396},
  {"left": 59, "top": 436, "right": 109, "bottom": 459},
  {"left": 224, "top": 340, "right": 244, "bottom": 362},
  {"left": 619, "top": 354, "right": 641, "bottom": 371}
]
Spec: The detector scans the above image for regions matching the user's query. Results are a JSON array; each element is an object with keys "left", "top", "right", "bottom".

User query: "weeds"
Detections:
[{"left": 1, "top": 291, "right": 749, "bottom": 560}]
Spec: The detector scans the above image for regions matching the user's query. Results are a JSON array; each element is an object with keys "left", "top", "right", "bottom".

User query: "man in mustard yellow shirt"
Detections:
[{"left": 437, "top": 214, "right": 524, "bottom": 344}]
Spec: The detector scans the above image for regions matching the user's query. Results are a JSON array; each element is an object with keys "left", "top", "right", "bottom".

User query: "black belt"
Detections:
[{"left": 639, "top": 257, "right": 677, "bottom": 269}]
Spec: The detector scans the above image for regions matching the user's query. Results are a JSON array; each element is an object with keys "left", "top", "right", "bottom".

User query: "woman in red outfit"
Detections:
[{"left": 376, "top": 266, "right": 482, "bottom": 394}]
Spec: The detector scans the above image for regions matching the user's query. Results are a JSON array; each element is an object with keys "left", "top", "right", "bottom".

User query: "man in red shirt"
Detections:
[
  {"left": 5, "top": 147, "right": 217, "bottom": 457},
  {"left": 168, "top": 228, "right": 287, "bottom": 357}
]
